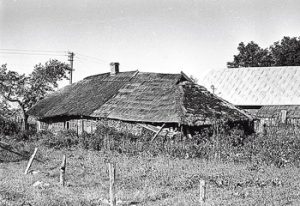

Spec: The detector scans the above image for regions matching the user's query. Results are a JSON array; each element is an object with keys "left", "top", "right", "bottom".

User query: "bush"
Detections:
[
  {"left": 34, "top": 123, "right": 300, "bottom": 168},
  {"left": 80, "top": 131, "right": 103, "bottom": 150},
  {"left": 0, "top": 116, "right": 20, "bottom": 136},
  {"left": 40, "top": 130, "right": 79, "bottom": 149},
  {"left": 240, "top": 130, "right": 300, "bottom": 167}
]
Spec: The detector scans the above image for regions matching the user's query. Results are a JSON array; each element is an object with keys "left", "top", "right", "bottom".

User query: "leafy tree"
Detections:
[
  {"left": 270, "top": 36, "right": 300, "bottom": 66},
  {"left": 0, "top": 60, "right": 70, "bottom": 130},
  {"left": 0, "top": 99, "right": 11, "bottom": 118},
  {"left": 227, "top": 36, "right": 300, "bottom": 68},
  {"left": 227, "top": 41, "right": 273, "bottom": 68}
]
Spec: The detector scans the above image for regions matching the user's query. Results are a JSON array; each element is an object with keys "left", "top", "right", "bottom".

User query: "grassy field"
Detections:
[{"left": 1, "top": 141, "right": 300, "bottom": 206}]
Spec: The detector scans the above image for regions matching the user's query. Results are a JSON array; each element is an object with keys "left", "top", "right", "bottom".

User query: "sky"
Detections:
[{"left": 1, "top": 0, "right": 300, "bottom": 86}]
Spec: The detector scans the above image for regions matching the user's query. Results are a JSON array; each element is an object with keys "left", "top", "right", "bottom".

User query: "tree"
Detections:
[
  {"left": 227, "top": 41, "right": 273, "bottom": 68},
  {"left": 270, "top": 36, "right": 300, "bottom": 66},
  {"left": 0, "top": 60, "right": 70, "bottom": 130},
  {"left": 227, "top": 36, "right": 300, "bottom": 68},
  {"left": 0, "top": 98, "right": 11, "bottom": 118}
]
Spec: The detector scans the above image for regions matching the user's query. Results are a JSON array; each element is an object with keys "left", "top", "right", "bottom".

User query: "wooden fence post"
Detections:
[
  {"left": 108, "top": 162, "right": 116, "bottom": 206},
  {"left": 60, "top": 155, "right": 66, "bottom": 186},
  {"left": 199, "top": 179, "right": 206, "bottom": 205},
  {"left": 24, "top": 147, "right": 38, "bottom": 174}
]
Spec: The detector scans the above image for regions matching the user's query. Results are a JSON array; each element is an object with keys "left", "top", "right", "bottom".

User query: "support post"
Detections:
[
  {"left": 60, "top": 155, "right": 66, "bottom": 186},
  {"left": 199, "top": 179, "right": 206, "bottom": 205},
  {"left": 151, "top": 123, "right": 166, "bottom": 141},
  {"left": 108, "top": 162, "right": 116, "bottom": 206},
  {"left": 24, "top": 147, "right": 38, "bottom": 174}
]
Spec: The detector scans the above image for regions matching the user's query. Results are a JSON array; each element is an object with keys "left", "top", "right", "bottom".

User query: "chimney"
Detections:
[{"left": 110, "top": 62, "right": 119, "bottom": 76}]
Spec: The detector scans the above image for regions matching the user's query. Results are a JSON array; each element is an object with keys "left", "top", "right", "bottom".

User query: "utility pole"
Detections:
[{"left": 67, "top": 52, "right": 75, "bottom": 84}]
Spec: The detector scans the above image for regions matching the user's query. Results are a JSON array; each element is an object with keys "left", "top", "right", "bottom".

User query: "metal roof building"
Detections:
[{"left": 202, "top": 66, "right": 300, "bottom": 127}]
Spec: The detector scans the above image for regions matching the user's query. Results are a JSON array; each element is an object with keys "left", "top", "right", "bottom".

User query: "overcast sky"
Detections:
[{"left": 1, "top": 0, "right": 300, "bottom": 86}]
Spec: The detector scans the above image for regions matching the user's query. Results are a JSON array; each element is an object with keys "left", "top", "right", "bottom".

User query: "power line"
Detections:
[
  {"left": 75, "top": 56, "right": 108, "bottom": 64},
  {"left": 0, "top": 50, "right": 108, "bottom": 63},
  {"left": 0, "top": 51, "right": 67, "bottom": 57},
  {"left": 75, "top": 58, "right": 109, "bottom": 67},
  {"left": 0, "top": 48, "right": 67, "bottom": 54},
  {"left": 75, "top": 53, "right": 108, "bottom": 63}
]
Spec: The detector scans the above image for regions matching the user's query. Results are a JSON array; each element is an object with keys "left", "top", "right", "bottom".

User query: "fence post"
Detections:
[
  {"left": 60, "top": 155, "right": 66, "bottom": 186},
  {"left": 24, "top": 147, "right": 38, "bottom": 174},
  {"left": 199, "top": 179, "right": 206, "bottom": 205},
  {"left": 108, "top": 162, "right": 116, "bottom": 206}
]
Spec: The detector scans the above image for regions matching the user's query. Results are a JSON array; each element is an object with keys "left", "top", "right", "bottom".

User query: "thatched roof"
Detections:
[
  {"left": 202, "top": 66, "right": 300, "bottom": 106},
  {"left": 28, "top": 70, "right": 251, "bottom": 126},
  {"left": 27, "top": 71, "right": 137, "bottom": 118}
]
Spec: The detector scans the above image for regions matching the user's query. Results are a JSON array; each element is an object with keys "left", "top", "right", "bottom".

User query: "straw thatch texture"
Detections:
[
  {"left": 27, "top": 71, "right": 138, "bottom": 118},
  {"left": 28, "top": 71, "right": 251, "bottom": 126},
  {"left": 92, "top": 72, "right": 183, "bottom": 123},
  {"left": 181, "top": 83, "right": 251, "bottom": 125},
  {"left": 201, "top": 66, "right": 300, "bottom": 106}
]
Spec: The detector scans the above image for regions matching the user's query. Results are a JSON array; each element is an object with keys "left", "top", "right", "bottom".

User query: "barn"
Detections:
[
  {"left": 202, "top": 66, "right": 300, "bottom": 132},
  {"left": 27, "top": 62, "right": 252, "bottom": 137}
]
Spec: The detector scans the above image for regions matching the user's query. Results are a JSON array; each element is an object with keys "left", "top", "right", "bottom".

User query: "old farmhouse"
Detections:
[
  {"left": 27, "top": 63, "right": 252, "bottom": 137},
  {"left": 202, "top": 66, "right": 300, "bottom": 131}
]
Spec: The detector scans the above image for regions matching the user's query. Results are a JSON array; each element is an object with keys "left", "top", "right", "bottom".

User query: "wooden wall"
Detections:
[
  {"left": 37, "top": 119, "right": 97, "bottom": 135},
  {"left": 242, "top": 105, "right": 300, "bottom": 133},
  {"left": 37, "top": 118, "right": 143, "bottom": 136}
]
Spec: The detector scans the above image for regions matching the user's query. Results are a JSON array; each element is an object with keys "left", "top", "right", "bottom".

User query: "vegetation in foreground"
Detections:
[
  {"left": 0, "top": 125, "right": 300, "bottom": 205},
  {"left": 1, "top": 145, "right": 300, "bottom": 206}
]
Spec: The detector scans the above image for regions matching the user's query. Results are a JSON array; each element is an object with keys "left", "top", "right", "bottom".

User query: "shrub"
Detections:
[
  {"left": 240, "top": 130, "right": 300, "bottom": 167},
  {"left": 80, "top": 131, "right": 103, "bottom": 150},
  {"left": 34, "top": 123, "right": 300, "bottom": 168},
  {"left": 0, "top": 116, "right": 20, "bottom": 136},
  {"left": 40, "top": 130, "right": 79, "bottom": 149}
]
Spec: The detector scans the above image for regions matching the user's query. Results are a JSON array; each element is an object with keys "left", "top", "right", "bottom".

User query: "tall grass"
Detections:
[
  {"left": 34, "top": 124, "right": 300, "bottom": 168},
  {"left": 0, "top": 116, "right": 20, "bottom": 136}
]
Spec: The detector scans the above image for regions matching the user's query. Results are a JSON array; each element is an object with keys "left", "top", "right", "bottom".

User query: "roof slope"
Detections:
[
  {"left": 201, "top": 66, "right": 300, "bottom": 106},
  {"left": 181, "top": 83, "right": 251, "bottom": 125},
  {"left": 28, "top": 70, "right": 251, "bottom": 125},
  {"left": 27, "top": 71, "right": 138, "bottom": 118},
  {"left": 91, "top": 72, "right": 184, "bottom": 123}
]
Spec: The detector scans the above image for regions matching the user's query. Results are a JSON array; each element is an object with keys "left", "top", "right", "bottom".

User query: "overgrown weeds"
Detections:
[
  {"left": 33, "top": 124, "right": 300, "bottom": 168},
  {"left": 0, "top": 116, "right": 20, "bottom": 136},
  {"left": 0, "top": 135, "right": 39, "bottom": 162},
  {"left": 39, "top": 130, "right": 79, "bottom": 149}
]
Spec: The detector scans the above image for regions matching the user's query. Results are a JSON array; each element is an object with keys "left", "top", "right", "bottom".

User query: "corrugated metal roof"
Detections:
[{"left": 201, "top": 66, "right": 300, "bottom": 106}]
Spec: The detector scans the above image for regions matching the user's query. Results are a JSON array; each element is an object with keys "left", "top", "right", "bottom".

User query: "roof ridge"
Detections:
[
  {"left": 137, "top": 71, "right": 181, "bottom": 75},
  {"left": 84, "top": 70, "right": 138, "bottom": 80},
  {"left": 208, "top": 66, "right": 300, "bottom": 74},
  {"left": 223, "top": 66, "right": 300, "bottom": 70}
]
